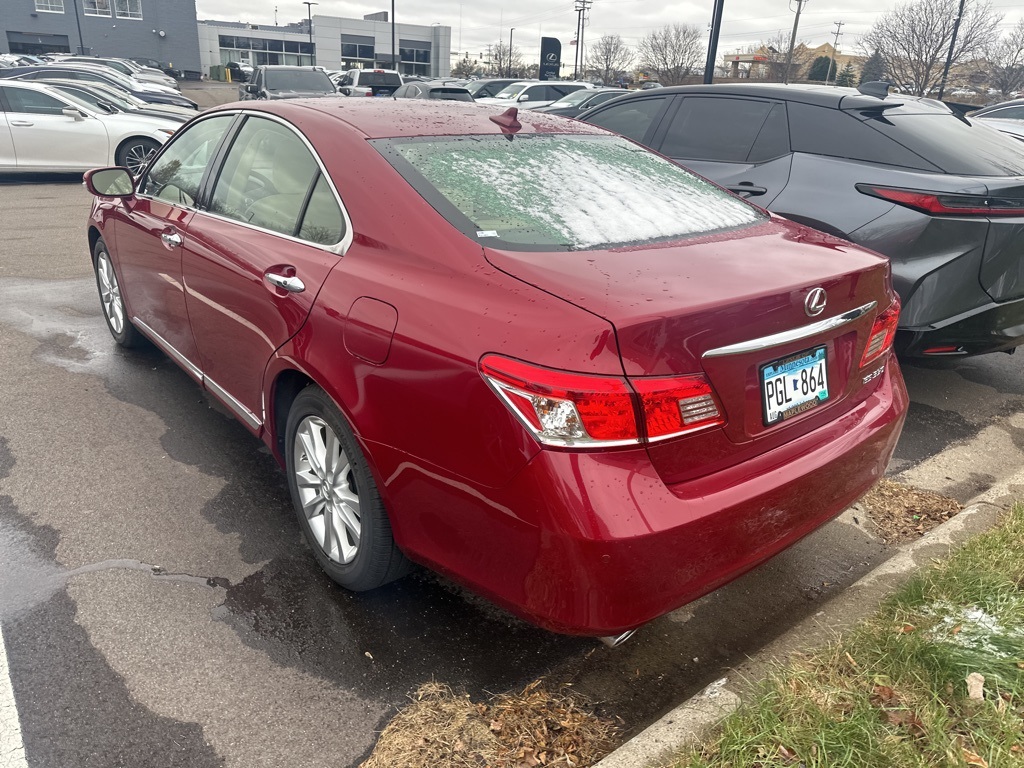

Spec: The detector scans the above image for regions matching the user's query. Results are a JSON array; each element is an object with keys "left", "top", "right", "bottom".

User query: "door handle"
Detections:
[
  {"left": 265, "top": 273, "right": 306, "bottom": 293},
  {"left": 9, "top": 120, "right": 33, "bottom": 127},
  {"left": 160, "top": 231, "right": 182, "bottom": 248},
  {"left": 727, "top": 183, "right": 768, "bottom": 197}
]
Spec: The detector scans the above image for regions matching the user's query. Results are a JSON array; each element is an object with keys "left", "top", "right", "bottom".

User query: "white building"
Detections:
[{"left": 197, "top": 13, "right": 451, "bottom": 78}]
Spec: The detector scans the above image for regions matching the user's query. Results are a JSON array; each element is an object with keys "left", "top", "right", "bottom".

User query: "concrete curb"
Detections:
[{"left": 593, "top": 499, "right": 1006, "bottom": 768}]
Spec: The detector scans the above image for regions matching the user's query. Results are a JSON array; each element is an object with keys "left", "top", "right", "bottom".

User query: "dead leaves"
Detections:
[
  {"left": 870, "top": 683, "right": 928, "bottom": 738},
  {"left": 360, "top": 679, "right": 617, "bottom": 768}
]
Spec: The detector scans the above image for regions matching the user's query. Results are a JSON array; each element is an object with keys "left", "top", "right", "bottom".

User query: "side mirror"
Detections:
[
  {"left": 244, "top": 83, "right": 258, "bottom": 94},
  {"left": 84, "top": 167, "right": 136, "bottom": 197},
  {"left": 62, "top": 106, "right": 86, "bottom": 121},
  {"left": 518, "top": 94, "right": 530, "bottom": 102}
]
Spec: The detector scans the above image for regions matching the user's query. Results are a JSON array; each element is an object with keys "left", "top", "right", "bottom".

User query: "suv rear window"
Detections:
[
  {"left": 358, "top": 72, "right": 402, "bottom": 87},
  {"left": 373, "top": 134, "right": 763, "bottom": 251},
  {"left": 866, "top": 112, "right": 1024, "bottom": 176},
  {"left": 264, "top": 69, "right": 334, "bottom": 92}
]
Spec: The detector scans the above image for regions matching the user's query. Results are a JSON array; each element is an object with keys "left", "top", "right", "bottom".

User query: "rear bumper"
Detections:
[
  {"left": 896, "top": 294, "right": 1024, "bottom": 356},
  {"left": 385, "top": 359, "right": 908, "bottom": 636}
]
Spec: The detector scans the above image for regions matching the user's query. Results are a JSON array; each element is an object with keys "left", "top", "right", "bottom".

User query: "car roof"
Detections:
[
  {"left": 591, "top": 82, "right": 947, "bottom": 112},
  {"left": 213, "top": 99, "right": 609, "bottom": 140}
]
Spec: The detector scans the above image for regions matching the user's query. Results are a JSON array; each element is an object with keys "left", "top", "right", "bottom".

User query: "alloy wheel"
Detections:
[
  {"left": 96, "top": 250, "right": 125, "bottom": 334},
  {"left": 293, "top": 415, "right": 361, "bottom": 564}
]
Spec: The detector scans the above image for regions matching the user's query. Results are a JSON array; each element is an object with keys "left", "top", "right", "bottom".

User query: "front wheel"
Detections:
[
  {"left": 93, "top": 238, "right": 144, "bottom": 348},
  {"left": 116, "top": 137, "right": 160, "bottom": 175},
  {"left": 285, "top": 385, "right": 410, "bottom": 591}
]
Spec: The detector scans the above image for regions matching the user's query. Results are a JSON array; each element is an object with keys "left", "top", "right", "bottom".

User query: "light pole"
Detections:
[
  {"left": 302, "top": 1, "right": 317, "bottom": 66},
  {"left": 508, "top": 27, "right": 514, "bottom": 77},
  {"left": 391, "top": 0, "right": 396, "bottom": 72},
  {"left": 69, "top": 0, "right": 86, "bottom": 55}
]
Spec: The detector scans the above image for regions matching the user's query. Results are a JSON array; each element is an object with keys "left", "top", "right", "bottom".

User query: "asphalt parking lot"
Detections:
[{"left": 1, "top": 177, "right": 1023, "bottom": 767}]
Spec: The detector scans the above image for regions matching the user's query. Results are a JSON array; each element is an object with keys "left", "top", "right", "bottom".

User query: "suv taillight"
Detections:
[
  {"left": 480, "top": 355, "right": 725, "bottom": 448},
  {"left": 860, "top": 299, "right": 900, "bottom": 367}
]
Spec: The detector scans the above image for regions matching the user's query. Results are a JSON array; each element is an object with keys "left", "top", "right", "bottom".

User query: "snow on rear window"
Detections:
[{"left": 381, "top": 134, "right": 762, "bottom": 251}]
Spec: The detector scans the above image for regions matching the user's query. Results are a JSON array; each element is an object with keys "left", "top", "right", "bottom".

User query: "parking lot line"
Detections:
[{"left": 0, "top": 627, "right": 28, "bottom": 768}]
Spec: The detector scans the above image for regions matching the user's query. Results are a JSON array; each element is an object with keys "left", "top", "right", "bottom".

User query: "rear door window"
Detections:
[
  {"left": 659, "top": 96, "right": 786, "bottom": 162},
  {"left": 980, "top": 105, "right": 1024, "bottom": 120}
]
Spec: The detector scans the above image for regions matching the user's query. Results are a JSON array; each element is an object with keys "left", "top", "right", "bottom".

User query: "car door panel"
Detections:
[
  {"left": 112, "top": 199, "right": 201, "bottom": 370},
  {"left": 0, "top": 114, "right": 15, "bottom": 168},
  {"left": 182, "top": 216, "right": 340, "bottom": 424}
]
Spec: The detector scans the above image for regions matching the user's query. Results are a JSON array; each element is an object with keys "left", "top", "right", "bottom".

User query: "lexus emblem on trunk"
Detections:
[{"left": 805, "top": 288, "right": 827, "bottom": 317}]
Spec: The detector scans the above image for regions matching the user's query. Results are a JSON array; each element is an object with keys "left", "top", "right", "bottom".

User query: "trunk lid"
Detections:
[{"left": 484, "top": 217, "right": 895, "bottom": 483}]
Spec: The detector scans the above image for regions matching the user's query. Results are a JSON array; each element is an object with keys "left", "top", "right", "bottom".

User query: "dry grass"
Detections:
[
  {"left": 360, "top": 679, "right": 619, "bottom": 768},
  {"left": 861, "top": 480, "right": 961, "bottom": 543}
]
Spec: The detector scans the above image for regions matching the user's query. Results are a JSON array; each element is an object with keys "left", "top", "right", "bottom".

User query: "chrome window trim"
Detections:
[
  {"left": 195, "top": 110, "right": 353, "bottom": 256},
  {"left": 133, "top": 317, "right": 263, "bottom": 430},
  {"left": 702, "top": 301, "right": 877, "bottom": 358},
  {"left": 134, "top": 110, "right": 243, "bottom": 214}
]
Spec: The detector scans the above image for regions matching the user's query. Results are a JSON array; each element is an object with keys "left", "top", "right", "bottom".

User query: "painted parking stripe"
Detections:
[{"left": 0, "top": 627, "right": 28, "bottom": 768}]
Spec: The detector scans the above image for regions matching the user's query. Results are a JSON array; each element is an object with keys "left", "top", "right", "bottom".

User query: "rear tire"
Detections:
[
  {"left": 93, "top": 238, "right": 144, "bottom": 348},
  {"left": 285, "top": 385, "right": 411, "bottom": 591}
]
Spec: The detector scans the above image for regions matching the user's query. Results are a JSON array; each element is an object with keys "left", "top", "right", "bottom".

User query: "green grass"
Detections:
[{"left": 674, "top": 504, "right": 1024, "bottom": 768}]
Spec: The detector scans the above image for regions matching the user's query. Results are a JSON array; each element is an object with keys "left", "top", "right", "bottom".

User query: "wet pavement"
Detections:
[{"left": 0, "top": 179, "right": 1021, "bottom": 767}]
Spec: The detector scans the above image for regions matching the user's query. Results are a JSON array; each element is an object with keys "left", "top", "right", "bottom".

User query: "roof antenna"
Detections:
[{"left": 489, "top": 107, "right": 522, "bottom": 140}]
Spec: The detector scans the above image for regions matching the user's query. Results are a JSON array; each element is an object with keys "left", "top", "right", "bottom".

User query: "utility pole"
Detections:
[
  {"left": 69, "top": 0, "right": 86, "bottom": 55},
  {"left": 937, "top": 0, "right": 967, "bottom": 100},
  {"left": 783, "top": 0, "right": 807, "bottom": 84},
  {"left": 825, "top": 20, "right": 843, "bottom": 85},
  {"left": 573, "top": 0, "right": 592, "bottom": 80},
  {"left": 391, "top": 0, "right": 397, "bottom": 72}
]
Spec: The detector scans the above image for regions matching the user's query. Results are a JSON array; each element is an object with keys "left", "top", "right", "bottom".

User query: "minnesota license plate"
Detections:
[{"left": 761, "top": 346, "right": 829, "bottom": 426}]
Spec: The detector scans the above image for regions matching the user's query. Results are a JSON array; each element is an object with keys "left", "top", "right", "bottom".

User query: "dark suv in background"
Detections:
[
  {"left": 239, "top": 65, "right": 338, "bottom": 100},
  {"left": 580, "top": 83, "right": 1024, "bottom": 357}
]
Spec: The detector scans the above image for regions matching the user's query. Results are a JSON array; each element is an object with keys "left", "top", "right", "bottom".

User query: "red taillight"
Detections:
[
  {"left": 480, "top": 355, "right": 725, "bottom": 448},
  {"left": 857, "top": 184, "right": 1024, "bottom": 217},
  {"left": 860, "top": 299, "right": 900, "bottom": 367},
  {"left": 632, "top": 375, "right": 724, "bottom": 441}
]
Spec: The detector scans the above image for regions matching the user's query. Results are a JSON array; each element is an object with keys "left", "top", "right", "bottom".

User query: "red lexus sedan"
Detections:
[{"left": 83, "top": 99, "right": 908, "bottom": 642}]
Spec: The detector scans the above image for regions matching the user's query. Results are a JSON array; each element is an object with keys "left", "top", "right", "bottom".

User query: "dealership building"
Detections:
[{"left": 2, "top": 1, "right": 451, "bottom": 78}]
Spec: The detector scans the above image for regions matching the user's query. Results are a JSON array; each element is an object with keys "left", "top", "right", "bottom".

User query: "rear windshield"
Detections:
[
  {"left": 865, "top": 112, "right": 1024, "bottom": 176},
  {"left": 373, "top": 134, "right": 763, "bottom": 251},
  {"left": 358, "top": 72, "right": 401, "bottom": 87},
  {"left": 265, "top": 69, "right": 334, "bottom": 92}
]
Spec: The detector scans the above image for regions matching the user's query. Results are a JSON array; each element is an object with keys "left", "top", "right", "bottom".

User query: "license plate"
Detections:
[{"left": 761, "top": 346, "right": 829, "bottom": 426}]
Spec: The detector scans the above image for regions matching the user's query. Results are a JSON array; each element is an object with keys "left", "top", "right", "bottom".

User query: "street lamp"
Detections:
[
  {"left": 302, "top": 1, "right": 317, "bottom": 66},
  {"left": 508, "top": 27, "right": 514, "bottom": 77}
]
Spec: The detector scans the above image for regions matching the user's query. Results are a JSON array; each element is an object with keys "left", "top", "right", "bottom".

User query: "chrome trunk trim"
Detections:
[{"left": 702, "top": 301, "right": 877, "bottom": 358}]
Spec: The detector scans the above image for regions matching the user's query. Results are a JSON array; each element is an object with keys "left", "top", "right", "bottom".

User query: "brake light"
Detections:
[
  {"left": 860, "top": 299, "right": 900, "bottom": 367},
  {"left": 480, "top": 355, "right": 725, "bottom": 448},
  {"left": 857, "top": 184, "right": 1024, "bottom": 217}
]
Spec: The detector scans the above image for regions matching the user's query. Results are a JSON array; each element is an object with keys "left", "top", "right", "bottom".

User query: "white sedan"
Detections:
[{"left": 0, "top": 80, "right": 177, "bottom": 174}]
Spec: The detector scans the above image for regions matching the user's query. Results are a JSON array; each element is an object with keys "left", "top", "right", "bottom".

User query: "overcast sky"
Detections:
[{"left": 195, "top": 0, "right": 1024, "bottom": 65}]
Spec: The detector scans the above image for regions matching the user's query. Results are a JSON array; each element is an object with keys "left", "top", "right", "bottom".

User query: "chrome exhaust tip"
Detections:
[{"left": 598, "top": 629, "right": 637, "bottom": 648}]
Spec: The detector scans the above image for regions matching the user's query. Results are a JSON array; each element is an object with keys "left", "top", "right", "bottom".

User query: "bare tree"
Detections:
[
  {"left": 753, "top": 31, "right": 807, "bottom": 81},
  {"left": 586, "top": 34, "right": 633, "bottom": 86},
  {"left": 988, "top": 19, "right": 1024, "bottom": 97},
  {"left": 489, "top": 40, "right": 525, "bottom": 78},
  {"left": 451, "top": 55, "right": 478, "bottom": 79},
  {"left": 637, "top": 23, "right": 704, "bottom": 86},
  {"left": 862, "top": 0, "right": 1001, "bottom": 96}
]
